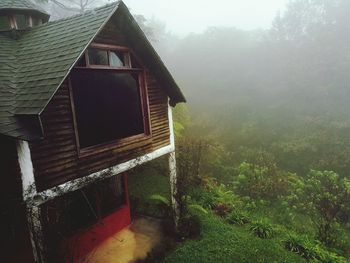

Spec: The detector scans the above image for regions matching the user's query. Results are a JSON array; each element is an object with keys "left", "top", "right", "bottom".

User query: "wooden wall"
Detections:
[{"left": 30, "top": 19, "right": 171, "bottom": 191}]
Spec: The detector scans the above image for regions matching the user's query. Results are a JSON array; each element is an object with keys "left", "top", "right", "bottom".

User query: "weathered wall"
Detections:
[{"left": 29, "top": 19, "right": 170, "bottom": 191}]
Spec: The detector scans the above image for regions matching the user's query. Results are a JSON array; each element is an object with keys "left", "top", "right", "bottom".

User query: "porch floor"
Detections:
[{"left": 82, "top": 217, "right": 162, "bottom": 263}]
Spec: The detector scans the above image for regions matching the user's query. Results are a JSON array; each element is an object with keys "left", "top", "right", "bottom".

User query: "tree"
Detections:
[
  {"left": 290, "top": 170, "right": 350, "bottom": 245},
  {"left": 33, "top": 0, "right": 111, "bottom": 19},
  {"left": 234, "top": 161, "right": 295, "bottom": 201}
]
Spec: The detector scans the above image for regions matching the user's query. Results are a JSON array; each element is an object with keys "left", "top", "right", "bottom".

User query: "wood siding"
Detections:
[
  {"left": 30, "top": 70, "right": 170, "bottom": 191},
  {"left": 29, "top": 18, "right": 171, "bottom": 191}
]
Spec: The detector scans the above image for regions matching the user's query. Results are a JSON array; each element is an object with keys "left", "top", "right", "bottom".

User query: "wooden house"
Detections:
[{"left": 0, "top": 0, "right": 185, "bottom": 262}]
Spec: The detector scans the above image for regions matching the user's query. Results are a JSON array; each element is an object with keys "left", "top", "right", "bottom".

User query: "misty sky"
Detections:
[{"left": 123, "top": 0, "right": 289, "bottom": 35}]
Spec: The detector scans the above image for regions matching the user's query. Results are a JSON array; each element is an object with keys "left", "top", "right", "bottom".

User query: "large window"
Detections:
[{"left": 70, "top": 44, "right": 150, "bottom": 151}]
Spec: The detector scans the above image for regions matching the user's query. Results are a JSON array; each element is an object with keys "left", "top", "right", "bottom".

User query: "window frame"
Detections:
[{"left": 69, "top": 43, "right": 151, "bottom": 157}]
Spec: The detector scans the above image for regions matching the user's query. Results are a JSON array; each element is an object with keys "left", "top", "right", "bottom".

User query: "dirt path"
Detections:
[{"left": 82, "top": 217, "right": 162, "bottom": 263}]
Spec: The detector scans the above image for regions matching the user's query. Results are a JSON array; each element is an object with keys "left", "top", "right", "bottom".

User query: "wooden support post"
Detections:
[
  {"left": 17, "top": 140, "right": 46, "bottom": 262},
  {"left": 26, "top": 205, "right": 45, "bottom": 263},
  {"left": 169, "top": 151, "right": 180, "bottom": 226}
]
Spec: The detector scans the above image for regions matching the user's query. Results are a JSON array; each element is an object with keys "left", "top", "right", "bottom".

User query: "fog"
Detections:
[
  {"left": 37, "top": 0, "right": 350, "bottom": 173},
  {"left": 135, "top": 0, "right": 350, "bottom": 253},
  {"left": 124, "top": 0, "right": 289, "bottom": 35}
]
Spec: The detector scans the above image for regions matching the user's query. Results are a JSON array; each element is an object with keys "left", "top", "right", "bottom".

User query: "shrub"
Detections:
[
  {"left": 213, "top": 203, "right": 231, "bottom": 217},
  {"left": 284, "top": 234, "right": 315, "bottom": 260},
  {"left": 226, "top": 210, "right": 250, "bottom": 225},
  {"left": 234, "top": 162, "right": 294, "bottom": 201},
  {"left": 283, "top": 233, "right": 347, "bottom": 263},
  {"left": 149, "top": 194, "right": 172, "bottom": 218},
  {"left": 249, "top": 220, "right": 274, "bottom": 239},
  {"left": 287, "top": 170, "right": 350, "bottom": 246},
  {"left": 177, "top": 215, "right": 202, "bottom": 239}
]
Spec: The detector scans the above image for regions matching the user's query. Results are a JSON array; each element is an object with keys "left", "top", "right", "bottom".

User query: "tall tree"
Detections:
[{"left": 33, "top": 0, "right": 111, "bottom": 17}]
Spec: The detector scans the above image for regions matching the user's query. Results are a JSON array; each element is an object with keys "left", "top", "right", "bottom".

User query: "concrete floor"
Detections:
[{"left": 82, "top": 217, "right": 162, "bottom": 263}]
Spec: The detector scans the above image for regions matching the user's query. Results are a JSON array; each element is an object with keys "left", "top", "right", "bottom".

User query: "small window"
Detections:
[
  {"left": 110, "top": 51, "right": 125, "bottom": 67},
  {"left": 0, "top": 16, "right": 10, "bottom": 31},
  {"left": 88, "top": 48, "right": 109, "bottom": 65},
  {"left": 15, "top": 14, "right": 29, "bottom": 30},
  {"left": 32, "top": 17, "right": 42, "bottom": 27}
]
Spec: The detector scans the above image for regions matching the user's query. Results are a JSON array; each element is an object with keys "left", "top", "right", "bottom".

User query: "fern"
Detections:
[
  {"left": 188, "top": 204, "right": 208, "bottom": 214},
  {"left": 149, "top": 194, "right": 170, "bottom": 206}
]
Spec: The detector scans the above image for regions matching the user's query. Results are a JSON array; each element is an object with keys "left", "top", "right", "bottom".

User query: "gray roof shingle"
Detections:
[
  {"left": 0, "top": 2, "right": 118, "bottom": 139},
  {"left": 0, "top": 0, "right": 185, "bottom": 140}
]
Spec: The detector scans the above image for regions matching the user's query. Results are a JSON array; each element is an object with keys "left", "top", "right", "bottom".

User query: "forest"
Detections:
[{"left": 129, "top": 0, "right": 350, "bottom": 262}]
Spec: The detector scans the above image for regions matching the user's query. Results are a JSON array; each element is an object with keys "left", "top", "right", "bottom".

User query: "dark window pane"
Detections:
[
  {"left": 32, "top": 17, "right": 42, "bottom": 26},
  {"left": 71, "top": 70, "right": 145, "bottom": 148},
  {"left": 15, "top": 14, "right": 29, "bottom": 29},
  {"left": 0, "top": 16, "right": 10, "bottom": 31},
  {"left": 110, "top": 51, "right": 125, "bottom": 67},
  {"left": 88, "top": 48, "right": 108, "bottom": 65}
]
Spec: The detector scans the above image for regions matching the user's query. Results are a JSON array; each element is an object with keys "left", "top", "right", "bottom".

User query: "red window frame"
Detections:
[{"left": 69, "top": 43, "right": 151, "bottom": 157}]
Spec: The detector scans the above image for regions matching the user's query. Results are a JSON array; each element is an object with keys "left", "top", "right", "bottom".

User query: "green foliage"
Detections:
[
  {"left": 226, "top": 210, "right": 250, "bottom": 225},
  {"left": 173, "top": 121, "right": 185, "bottom": 138},
  {"left": 187, "top": 204, "right": 208, "bottom": 214},
  {"left": 191, "top": 178, "right": 241, "bottom": 211},
  {"left": 284, "top": 233, "right": 316, "bottom": 260},
  {"left": 283, "top": 233, "right": 347, "bottom": 263},
  {"left": 213, "top": 203, "right": 231, "bottom": 217},
  {"left": 172, "top": 104, "right": 191, "bottom": 139},
  {"left": 288, "top": 170, "right": 350, "bottom": 245},
  {"left": 249, "top": 220, "right": 274, "bottom": 239},
  {"left": 165, "top": 213, "right": 306, "bottom": 263},
  {"left": 234, "top": 162, "right": 295, "bottom": 201},
  {"left": 149, "top": 194, "right": 173, "bottom": 219},
  {"left": 149, "top": 194, "right": 170, "bottom": 206},
  {"left": 128, "top": 166, "right": 171, "bottom": 217}
]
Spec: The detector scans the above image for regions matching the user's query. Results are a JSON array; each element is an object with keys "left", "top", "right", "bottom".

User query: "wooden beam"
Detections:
[
  {"left": 25, "top": 143, "right": 175, "bottom": 206},
  {"left": 167, "top": 104, "right": 180, "bottom": 225},
  {"left": 17, "top": 141, "right": 45, "bottom": 263}
]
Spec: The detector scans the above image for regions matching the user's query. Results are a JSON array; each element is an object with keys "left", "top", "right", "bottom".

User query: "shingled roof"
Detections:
[{"left": 0, "top": 1, "right": 186, "bottom": 141}]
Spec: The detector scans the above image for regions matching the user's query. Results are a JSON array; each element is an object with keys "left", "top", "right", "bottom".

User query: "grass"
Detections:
[{"left": 163, "top": 213, "right": 306, "bottom": 263}]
